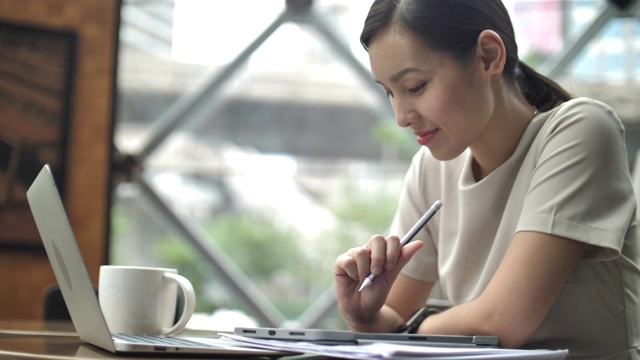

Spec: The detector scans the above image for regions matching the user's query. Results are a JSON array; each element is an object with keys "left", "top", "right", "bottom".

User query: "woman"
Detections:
[{"left": 333, "top": 0, "right": 640, "bottom": 358}]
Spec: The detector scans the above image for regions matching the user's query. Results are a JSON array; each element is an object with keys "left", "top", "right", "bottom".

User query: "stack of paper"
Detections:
[{"left": 219, "top": 334, "right": 569, "bottom": 359}]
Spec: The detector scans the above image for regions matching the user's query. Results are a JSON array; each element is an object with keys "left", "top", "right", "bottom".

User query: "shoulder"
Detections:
[
  {"left": 544, "top": 97, "right": 623, "bottom": 134},
  {"left": 535, "top": 97, "right": 625, "bottom": 152}
]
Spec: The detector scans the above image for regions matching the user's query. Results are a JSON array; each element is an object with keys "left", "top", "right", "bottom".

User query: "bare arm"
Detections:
[
  {"left": 417, "top": 231, "right": 588, "bottom": 348},
  {"left": 352, "top": 276, "right": 434, "bottom": 333},
  {"left": 386, "top": 274, "right": 434, "bottom": 320}
]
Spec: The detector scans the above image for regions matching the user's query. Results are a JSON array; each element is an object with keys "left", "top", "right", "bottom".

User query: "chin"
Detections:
[{"left": 427, "top": 147, "right": 463, "bottom": 162}]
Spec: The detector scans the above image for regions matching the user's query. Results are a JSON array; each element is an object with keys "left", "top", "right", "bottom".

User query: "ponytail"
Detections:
[{"left": 516, "top": 61, "right": 572, "bottom": 111}]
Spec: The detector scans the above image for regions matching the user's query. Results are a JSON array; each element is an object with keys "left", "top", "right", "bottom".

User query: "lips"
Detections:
[{"left": 416, "top": 129, "right": 438, "bottom": 146}]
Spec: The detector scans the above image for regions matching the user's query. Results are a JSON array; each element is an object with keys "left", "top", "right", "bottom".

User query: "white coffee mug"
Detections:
[{"left": 98, "top": 265, "right": 196, "bottom": 335}]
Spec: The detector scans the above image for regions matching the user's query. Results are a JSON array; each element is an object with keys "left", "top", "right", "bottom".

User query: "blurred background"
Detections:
[
  {"left": 3, "top": 0, "right": 637, "bottom": 327},
  {"left": 108, "top": 0, "right": 640, "bottom": 331}
]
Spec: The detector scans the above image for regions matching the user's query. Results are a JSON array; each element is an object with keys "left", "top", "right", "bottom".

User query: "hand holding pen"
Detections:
[{"left": 359, "top": 200, "right": 442, "bottom": 291}]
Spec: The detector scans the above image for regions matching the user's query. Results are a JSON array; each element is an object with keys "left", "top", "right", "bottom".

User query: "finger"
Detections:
[
  {"left": 382, "top": 235, "right": 401, "bottom": 271},
  {"left": 395, "top": 240, "right": 424, "bottom": 270},
  {"left": 334, "top": 253, "right": 359, "bottom": 281},
  {"left": 346, "top": 246, "right": 372, "bottom": 282},
  {"left": 367, "top": 235, "right": 387, "bottom": 276},
  {"left": 375, "top": 241, "right": 424, "bottom": 288}
]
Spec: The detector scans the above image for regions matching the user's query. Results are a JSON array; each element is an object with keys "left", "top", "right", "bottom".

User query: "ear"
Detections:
[{"left": 476, "top": 30, "right": 506, "bottom": 75}]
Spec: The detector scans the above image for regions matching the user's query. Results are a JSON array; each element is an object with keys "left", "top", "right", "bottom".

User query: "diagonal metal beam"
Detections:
[
  {"left": 119, "top": 0, "right": 399, "bottom": 329},
  {"left": 295, "top": 285, "right": 338, "bottom": 328},
  {"left": 539, "top": 0, "right": 640, "bottom": 78},
  {"left": 131, "top": 169, "right": 286, "bottom": 326},
  {"left": 305, "top": 9, "right": 393, "bottom": 120},
  {"left": 287, "top": 8, "right": 396, "bottom": 327},
  {"left": 137, "top": 9, "right": 291, "bottom": 162}
]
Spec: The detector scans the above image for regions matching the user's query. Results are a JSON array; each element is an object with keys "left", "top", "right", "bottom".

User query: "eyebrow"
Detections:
[
  {"left": 390, "top": 67, "right": 422, "bottom": 83},
  {"left": 375, "top": 67, "right": 423, "bottom": 85}
]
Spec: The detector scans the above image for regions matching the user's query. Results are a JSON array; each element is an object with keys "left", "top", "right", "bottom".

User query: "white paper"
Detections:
[{"left": 219, "top": 334, "right": 569, "bottom": 359}]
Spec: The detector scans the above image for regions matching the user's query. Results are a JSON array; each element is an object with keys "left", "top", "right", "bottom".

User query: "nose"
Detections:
[
  {"left": 395, "top": 105, "right": 421, "bottom": 128},
  {"left": 392, "top": 96, "right": 420, "bottom": 128}
]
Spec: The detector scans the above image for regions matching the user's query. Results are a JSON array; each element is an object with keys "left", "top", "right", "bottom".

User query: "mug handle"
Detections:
[{"left": 161, "top": 273, "right": 196, "bottom": 336}]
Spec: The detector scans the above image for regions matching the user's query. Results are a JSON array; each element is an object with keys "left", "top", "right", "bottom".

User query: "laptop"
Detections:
[
  {"left": 234, "top": 327, "right": 498, "bottom": 347},
  {"left": 26, "top": 164, "right": 295, "bottom": 357}
]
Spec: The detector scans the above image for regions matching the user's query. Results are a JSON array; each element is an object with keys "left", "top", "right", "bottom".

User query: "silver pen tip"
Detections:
[{"left": 358, "top": 278, "right": 372, "bottom": 292}]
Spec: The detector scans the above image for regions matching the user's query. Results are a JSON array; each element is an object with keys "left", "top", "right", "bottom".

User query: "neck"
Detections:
[{"left": 470, "top": 87, "right": 536, "bottom": 181}]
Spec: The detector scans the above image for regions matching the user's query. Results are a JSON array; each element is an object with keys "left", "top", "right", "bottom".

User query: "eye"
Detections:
[
  {"left": 409, "top": 83, "right": 426, "bottom": 94},
  {"left": 380, "top": 86, "right": 393, "bottom": 98}
]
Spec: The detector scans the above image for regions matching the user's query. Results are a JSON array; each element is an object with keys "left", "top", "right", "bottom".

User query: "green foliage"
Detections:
[
  {"left": 204, "top": 213, "right": 303, "bottom": 282},
  {"left": 152, "top": 178, "right": 401, "bottom": 319},
  {"left": 371, "top": 120, "right": 419, "bottom": 161},
  {"left": 328, "top": 182, "right": 398, "bottom": 234},
  {"left": 109, "top": 205, "right": 128, "bottom": 242},
  {"left": 155, "top": 211, "right": 308, "bottom": 314},
  {"left": 155, "top": 237, "right": 213, "bottom": 312}
]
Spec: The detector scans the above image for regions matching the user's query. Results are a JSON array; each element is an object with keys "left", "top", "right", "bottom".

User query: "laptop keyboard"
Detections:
[{"left": 112, "top": 333, "right": 207, "bottom": 347}]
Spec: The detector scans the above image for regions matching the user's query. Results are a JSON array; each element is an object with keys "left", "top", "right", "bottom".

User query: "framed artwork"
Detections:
[{"left": 0, "top": 21, "right": 76, "bottom": 248}]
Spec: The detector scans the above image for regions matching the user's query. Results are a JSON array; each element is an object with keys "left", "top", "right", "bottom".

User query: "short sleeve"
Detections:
[{"left": 517, "top": 99, "right": 636, "bottom": 260}]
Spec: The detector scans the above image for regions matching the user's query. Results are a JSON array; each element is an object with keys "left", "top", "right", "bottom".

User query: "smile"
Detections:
[{"left": 416, "top": 129, "right": 438, "bottom": 146}]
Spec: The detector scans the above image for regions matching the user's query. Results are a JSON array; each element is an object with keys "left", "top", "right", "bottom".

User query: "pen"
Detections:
[{"left": 358, "top": 200, "right": 442, "bottom": 292}]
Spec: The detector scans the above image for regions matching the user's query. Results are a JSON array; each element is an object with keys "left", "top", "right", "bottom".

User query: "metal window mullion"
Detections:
[
  {"left": 540, "top": 0, "right": 640, "bottom": 78},
  {"left": 137, "top": 9, "right": 291, "bottom": 162},
  {"left": 132, "top": 170, "right": 287, "bottom": 327},
  {"left": 305, "top": 10, "right": 393, "bottom": 120}
]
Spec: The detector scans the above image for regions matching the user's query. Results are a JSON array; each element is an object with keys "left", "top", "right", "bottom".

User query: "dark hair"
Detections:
[{"left": 360, "top": 0, "right": 571, "bottom": 111}]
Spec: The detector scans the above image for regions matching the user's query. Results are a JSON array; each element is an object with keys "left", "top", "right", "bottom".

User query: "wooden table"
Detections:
[
  {"left": 0, "top": 320, "right": 99, "bottom": 359},
  {"left": 0, "top": 320, "right": 569, "bottom": 359},
  {"left": 0, "top": 320, "right": 308, "bottom": 359}
]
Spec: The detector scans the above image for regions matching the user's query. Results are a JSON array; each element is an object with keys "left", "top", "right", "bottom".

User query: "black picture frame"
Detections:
[{"left": 0, "top": 21, "right": 76, "bottom": 249}]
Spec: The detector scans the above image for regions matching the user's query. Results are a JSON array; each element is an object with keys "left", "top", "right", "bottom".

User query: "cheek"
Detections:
[
  {"left": 424, "top": 73, "right": 488, "bottom": 130},
  {"left": 442, "top": 80, "right": 488, "bottom": 122},
  {"left": 428, "top": 87, "right": 468, "bottom": 123},
  {"left": 433, "top": 89, "right": 484, "bottom": 143}
]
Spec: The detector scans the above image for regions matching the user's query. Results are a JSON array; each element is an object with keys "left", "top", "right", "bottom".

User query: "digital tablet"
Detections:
[{"left": 234, "top": 327, "right": 498, "bottom": 347}]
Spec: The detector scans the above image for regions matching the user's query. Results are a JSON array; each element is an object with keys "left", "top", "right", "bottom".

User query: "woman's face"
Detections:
[{"left": 368, "top": 28, "right": 495, "bottom": 161}]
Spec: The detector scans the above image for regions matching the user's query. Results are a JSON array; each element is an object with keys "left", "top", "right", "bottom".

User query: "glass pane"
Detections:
[
  {"left": 112, "top": 0, "right": 640, "bottom": 330},
  {"left": 111, "top": 0, "right": 410, "bottom": 329}
]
